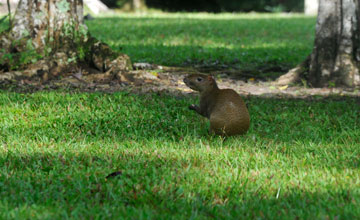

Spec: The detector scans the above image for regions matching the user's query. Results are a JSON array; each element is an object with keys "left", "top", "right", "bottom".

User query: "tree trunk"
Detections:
[
  {"left": 276, "top": 0, "right": 360, "bottom": 87},
  {"left": 11, "top": 0, "right": 84, "bottom": 52},
  {"left": 132, "top": 0, "right": 145, "bottom": 11},
  {"left": 0, "top": 0, "right": 131, "bottom": 82}
]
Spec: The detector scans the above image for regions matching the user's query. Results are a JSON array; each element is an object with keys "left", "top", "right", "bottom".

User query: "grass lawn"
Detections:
[
  {"left": 1, "top": 13, "right": 316, "bottom": 74},
  {"left": 0, "top": 12, "right": 360, "bottom": 219},
  {"left": 0, "top": 91, "right": 359, "bottom": 219},
  {"left": 86, "top": 13, "right": 316, "bottom": 72}
]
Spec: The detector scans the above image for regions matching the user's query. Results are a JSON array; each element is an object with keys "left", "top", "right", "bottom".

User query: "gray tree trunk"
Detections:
[
  {"left": 11, "top": 0, "right": 83, "bottom": 49},
  {"left": 277, "top": 0, "right": 360, "bottom": 87},
  {"left": 309, "top": 0, "right": 360, "bottom": 87},
  {"left": 132, "top": 0, "right": 145, "bottom": 11},
  {"left": 0, "top": 0, "right": 131, "bottom": 81}
]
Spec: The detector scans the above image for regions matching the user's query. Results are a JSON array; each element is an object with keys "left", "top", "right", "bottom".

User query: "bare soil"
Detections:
[{"left": 1, "top": 64, "right": 359, "bottom": 100}]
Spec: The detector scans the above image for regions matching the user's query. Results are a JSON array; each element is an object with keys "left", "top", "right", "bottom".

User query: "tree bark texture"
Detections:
[
  {"left": 6, "top": 0, "right": 83, "bottom": 52},
  {"left": 309, "top": 0, "right": 360, "bottom": 87},
  {"left": 0, "top": 0, "right": 131, "bottom": 81},
  {"left": 276, "top": 0, "right": 360, "bottom": 87},
  {"left": 132, "top": 0, "right": 145, "bottom": 11}
]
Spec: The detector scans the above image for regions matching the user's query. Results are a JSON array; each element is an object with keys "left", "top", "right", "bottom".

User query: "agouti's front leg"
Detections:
[{"left": 189, "top": 104, "right": 207, "bottom": 117}]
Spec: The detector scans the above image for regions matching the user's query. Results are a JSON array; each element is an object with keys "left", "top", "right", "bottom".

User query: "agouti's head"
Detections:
[{"left": 183, "top": 74, "right": 217, "bottom": 93}]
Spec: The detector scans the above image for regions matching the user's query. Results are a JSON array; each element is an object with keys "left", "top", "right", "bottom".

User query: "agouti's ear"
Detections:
[{"left": 207, "top": 75, "right": 214, "bottom": 81}]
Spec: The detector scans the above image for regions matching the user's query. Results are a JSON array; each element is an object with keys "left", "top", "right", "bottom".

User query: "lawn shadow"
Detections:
[
  {"left": 116, "top": 43, "right": 303, "bottom": 80},
  {"left": 0, "top": 151, "right": 358, "bottom": 219},
  {"left": 87, "top": 15, "right": 316, "bottom": 79}
]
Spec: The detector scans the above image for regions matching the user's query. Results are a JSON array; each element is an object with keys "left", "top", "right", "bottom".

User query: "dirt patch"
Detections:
[{"left": 0, "top": 63, "right": 359, "bottom": 99}]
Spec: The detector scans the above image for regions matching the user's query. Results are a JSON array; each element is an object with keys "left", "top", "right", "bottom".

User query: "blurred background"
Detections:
[
  {"left": 103, "top": 0, "right": 304, "bottom": 13},
  {"left": 0, "top": 0, "right": 318, "bottom": 15}
]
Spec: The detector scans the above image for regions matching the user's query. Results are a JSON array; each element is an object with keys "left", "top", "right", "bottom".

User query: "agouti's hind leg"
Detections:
[
  {"left": 209, "top": 127, "right": 216, "bottom": 135},
  {"left": 209, "top": 121, "right": 227, "bottom": 136}
]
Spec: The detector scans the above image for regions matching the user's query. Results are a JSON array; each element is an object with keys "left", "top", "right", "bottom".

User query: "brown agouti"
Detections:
[{"left": 183, "top": 74, "right": 250, "bottom": 136}]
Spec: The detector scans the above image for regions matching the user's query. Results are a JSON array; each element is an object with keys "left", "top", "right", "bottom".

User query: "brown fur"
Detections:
[{"left": 184, "top": 74, "right": 250, "bottom": 136}]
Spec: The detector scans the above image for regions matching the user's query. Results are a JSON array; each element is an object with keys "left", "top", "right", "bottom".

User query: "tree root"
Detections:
[
  {"left": 273, "top": 56, "right": 310, "bottom": 86},
  {"left": 0, "top": 35, "right": 132, "bottom": 84}
]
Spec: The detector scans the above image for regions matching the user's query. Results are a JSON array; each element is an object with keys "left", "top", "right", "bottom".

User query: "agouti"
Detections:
[{"left": 183, "top": 74, "right": 250, "bottom": 136}]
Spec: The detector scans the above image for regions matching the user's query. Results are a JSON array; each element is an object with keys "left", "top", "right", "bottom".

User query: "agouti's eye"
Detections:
[{"left": 197, "top": 77, "right": 203, "bottom": 82}]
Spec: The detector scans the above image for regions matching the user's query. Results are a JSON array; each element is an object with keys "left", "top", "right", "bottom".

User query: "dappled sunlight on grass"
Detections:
[
  {"left": 1, "top": 12, "right": 360, "bottom": 218},
  {"left": 86, "top": 13, "right": 316, "bottom": 69},
  {"left": 1, "top": 91, "right": 358, "bottom": 145}
]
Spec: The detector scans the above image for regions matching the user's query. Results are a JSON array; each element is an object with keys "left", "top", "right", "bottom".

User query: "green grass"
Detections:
[
  {"left": 0, "top": 12, "right": 359, "bottom": 219},
  {"left": 85, "top": 13, "right": 316, "bottom": 71},
  {"left": 0, "top": 90, "right": 359, "bottom": 219},
  {"left": 1, "top": 13, "right": 316, "bottom": 73}
]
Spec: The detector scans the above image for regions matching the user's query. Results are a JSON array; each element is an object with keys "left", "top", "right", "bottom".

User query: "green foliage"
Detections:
[
  {"left": 0, "top": 15, "right": 8, "bottom": 26},
  {"left": 56, "top": 0, "right": 70, "bottom": 13},
  {"left": 61, "top": 20, "right": 89, "bottom": 42},
  {"left": 76, "top": 25, "right": 90, "bottom": 61},
  {"left": 59, "top": 21, "right": 90, "bottom": 62},
  {"left": 0, "top": 90, "right": 359, "bottom": 219},
  {"left": 0, "top": 50, "right": 41, "bottom": 70},
  {"left": 0, "top": 38, "right": 42, "bottom": 70},
  {"left": 86, "top": 13, "right": 316, "bottom": 76},
  {"left": 18, "top": 50, "right": 42, "bottom": 66}
]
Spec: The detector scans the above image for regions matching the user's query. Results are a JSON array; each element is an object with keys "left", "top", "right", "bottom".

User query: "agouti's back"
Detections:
[{"left": 208, "top": 89, "right": 250, "bottom": 136}]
